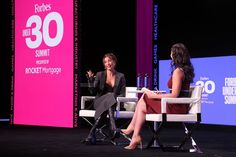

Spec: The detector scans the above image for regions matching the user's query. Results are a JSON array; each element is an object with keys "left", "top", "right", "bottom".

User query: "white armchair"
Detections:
[
  {"left": 145, "top": 86, "right": 203, "bottom": 153},
  {"left": 79, "top": 96, "right": 96, "bottom": 125},
  {"left": 115, "top": 87, "right": 138, "bottom": 119},
  {"left": 79, "top": 86, "right": 138, "bottom": 144}
]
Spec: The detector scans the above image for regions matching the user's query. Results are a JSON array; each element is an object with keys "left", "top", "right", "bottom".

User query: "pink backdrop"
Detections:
[
  {"left": 14, "top": 0, "right": 74, "bottom": 127},
  {"left": 136, "top": 0, "right": 153, "bottom": 87}
]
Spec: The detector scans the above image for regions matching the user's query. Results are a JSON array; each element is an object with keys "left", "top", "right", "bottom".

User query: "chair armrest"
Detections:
[
  {"left": 117, "top": 97, "right": 138, "bottom": 102},
  {"left": 81, "top": 96, "right": 95, "bottom": 109},
  {"left": 161, "top": 98, "right": 199, "bottom": 113},
  {"left": 116, "top": 97, "right": 138, "bottom": 111}
]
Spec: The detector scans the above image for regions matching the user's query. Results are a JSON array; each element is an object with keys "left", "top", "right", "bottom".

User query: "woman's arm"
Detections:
[
  {"left": 117, "top": 74, "right": 126, "bottom": 97},
  {"left": 144, "top": 68, "right": 184, "bottom": 99},
  {"left": 87, "top": 72, "right": 100, "bottom": 95}
]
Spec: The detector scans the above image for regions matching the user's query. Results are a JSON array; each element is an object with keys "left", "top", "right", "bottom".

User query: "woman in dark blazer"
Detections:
[{"left": 84, "top": 53, "right": 126, "bottom": 145}]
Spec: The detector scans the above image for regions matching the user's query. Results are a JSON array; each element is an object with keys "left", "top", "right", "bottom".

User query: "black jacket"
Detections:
[
  {"left": 87, "top": 70, "right": 126, "bottom": 119},
  {"left": 88, "top": 70, "right": 126, "bottom": 98}
]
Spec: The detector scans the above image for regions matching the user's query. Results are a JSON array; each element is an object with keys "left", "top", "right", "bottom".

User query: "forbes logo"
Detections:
[{"left": 195, "top": 77, "right": 215, "bottom": 94}]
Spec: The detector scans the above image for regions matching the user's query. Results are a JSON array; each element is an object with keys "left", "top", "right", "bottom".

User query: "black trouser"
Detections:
[{"left": 108, "top": 106, "right": 117, "bottom": 131}]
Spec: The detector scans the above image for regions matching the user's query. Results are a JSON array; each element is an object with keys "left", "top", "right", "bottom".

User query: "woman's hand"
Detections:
[
  {"left": 141, "top": 87, "right": 150, "bottom": 93},
  {"left": 142, "top": 87, "right": 161, "bottom": 99},
  {"left": 86, "top": 70, "right": 94, "bottom": 78}
]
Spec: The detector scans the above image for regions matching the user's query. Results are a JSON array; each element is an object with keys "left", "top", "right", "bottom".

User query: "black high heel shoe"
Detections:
[{"left": 81, "top": 134, "right": 96, "bottom": 145}]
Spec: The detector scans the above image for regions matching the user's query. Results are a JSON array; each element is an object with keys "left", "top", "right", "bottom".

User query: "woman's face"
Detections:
[{"left": 103, "top": 56, "right": 116, "bottom": 70}]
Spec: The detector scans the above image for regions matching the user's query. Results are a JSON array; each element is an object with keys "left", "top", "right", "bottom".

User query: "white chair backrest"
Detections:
[
  {"left": 125, "top": 87, "right": 138, "bottom": 98},
  {"left": 124, "top": 87, "right": 138, "bottom": 111},
  {"left": 188, "top": 86, "right": 203, "bottom": 114}
]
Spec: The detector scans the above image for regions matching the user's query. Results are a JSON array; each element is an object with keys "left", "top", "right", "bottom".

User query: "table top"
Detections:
[{"left": 128, "top": 89, "right": 166, "bottom": 93}]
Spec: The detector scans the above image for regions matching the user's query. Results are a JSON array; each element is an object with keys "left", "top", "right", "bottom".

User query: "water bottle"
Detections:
[
  {"left": 136, "top": 73, "right": 142, "bottom": 90},
  {"left": 144, "top": 73, "right": 149, "bottom": 89}
]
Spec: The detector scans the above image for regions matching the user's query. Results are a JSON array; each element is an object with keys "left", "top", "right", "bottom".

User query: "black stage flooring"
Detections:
[{"left": 0, "top": 122, "right": 236, "bottom": 157}]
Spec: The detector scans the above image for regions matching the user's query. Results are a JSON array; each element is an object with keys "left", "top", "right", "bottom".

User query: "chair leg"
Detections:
[
  {"left": 146, "top": 122, "right": 202, "bottom": 153},
  {"left": 81, "top": 117, "right": 94, "bottom": 127},
  {"left": 178, "top": 122, "right": 202, "bottom": 153},
  {"left": 83, "top": 116, "right": 102, "bottom": 144},
  {"left": 146, "top": 122, "right": 164, "bottom": 149},
  {"left": 82, "top": 112, "right": 111, "bottom": 144}
]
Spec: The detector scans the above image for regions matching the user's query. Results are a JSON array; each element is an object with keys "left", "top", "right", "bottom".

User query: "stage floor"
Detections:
[{"left": 0, "top": 122, "right": 236, "bottom": 157}]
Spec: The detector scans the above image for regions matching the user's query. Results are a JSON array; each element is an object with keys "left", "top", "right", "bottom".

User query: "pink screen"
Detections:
[{"left": 14, "top": 0, "right": 74, "bottom": 127}]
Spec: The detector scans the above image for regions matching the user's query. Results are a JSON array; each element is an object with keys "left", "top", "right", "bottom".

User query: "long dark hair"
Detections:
[{"left": 170, "top": 43, "right": 194, "bottom": 83}]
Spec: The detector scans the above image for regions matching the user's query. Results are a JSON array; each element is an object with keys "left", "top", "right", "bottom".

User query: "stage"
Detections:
[{"left": 0, "top": 123, "right": 235, "bottom": 157}]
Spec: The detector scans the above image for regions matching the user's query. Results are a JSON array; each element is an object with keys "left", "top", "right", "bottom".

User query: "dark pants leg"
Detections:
[
  {"left": 84, "top": 112, "right": 106, "bottom": 144},
  {"left": 108, "top": 106, "right": 116, "bottom": 130},
  {"left": 108, "top": 106, "right": 120, "bottom": 139},
  {"left": 84, "top": 117, "right": 100, "bottom": 145}
]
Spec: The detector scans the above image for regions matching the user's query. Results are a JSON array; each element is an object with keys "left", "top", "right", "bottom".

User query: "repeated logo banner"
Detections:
[
  {"left": 14, "top": 0, "right": 74, "bottom": 127},
  {"left": 152, "top": 0, "right": 158, "bottom": 90},
  {"left": 159, "top": 56, "right": 236, "bottom": 126}
]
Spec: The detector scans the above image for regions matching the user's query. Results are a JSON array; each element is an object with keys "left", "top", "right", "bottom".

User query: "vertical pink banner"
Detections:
[
  {"left": 136, "top": 0, "right": 153, "bottom": 87},
  {"left": 14, "top": 0, "right": 74, "bottom": 127}
]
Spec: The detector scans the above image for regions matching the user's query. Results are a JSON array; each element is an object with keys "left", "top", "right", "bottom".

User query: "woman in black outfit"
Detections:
[{"left": 83, "top": 53, "right": 126, "bottom": 144}]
